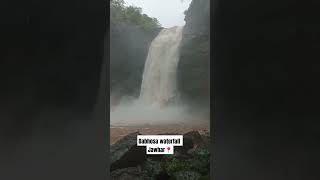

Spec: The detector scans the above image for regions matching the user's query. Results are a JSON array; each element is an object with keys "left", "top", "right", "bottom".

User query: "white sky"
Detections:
[{"left": 123, "top": 0, "right": 192, "bottom": 28}]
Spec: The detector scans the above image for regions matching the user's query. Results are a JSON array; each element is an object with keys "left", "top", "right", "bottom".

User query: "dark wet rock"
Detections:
[
  {"left": 110, "top": 132, "right": 139, "bottom": 164},
  {"left": 155, "top": 171, "right": 171, "bottom": 180},
  {"left": 110, "top": 132, "right": 147, "bottom": 171},
  {"left": 184, "top": 131, "right": 206, "bottom": 147},
  {"left": 175, "top": 131, "right": 208, "bottom": 155},
  {"left": 178, "top": 0, "right": 210, "bottom": 107},
  {"left": 198, "top": 175, "right": 210, "bottom": 180},
  {"left": 173, "top": 170, "right": 202, "bottom": 180},
  {"left": 183, "top": 0, "right": 210, "bottom": 36},
  {"left": 110, "top": 130, "right": 211, "bottom": 179},
  {"left": 110, "top": 166, "right": 143, "bottom": 180}
]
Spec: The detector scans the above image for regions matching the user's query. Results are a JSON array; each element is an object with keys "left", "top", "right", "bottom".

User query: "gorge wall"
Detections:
[{"left": 178, "top": 0, "right": 210, "bottom": 107}]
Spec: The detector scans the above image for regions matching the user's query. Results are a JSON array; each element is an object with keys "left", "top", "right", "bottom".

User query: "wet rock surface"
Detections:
[
  {"left": 110, "top": 166, "right": 143, "bottom": 180},
  {"left": 178, "top": 0, "right": 210, "bottom": 107},
  {"left": 110, "top": 132, "right": 147, "bottom": 171},
  {"left": 110, "top": 130, "right": 210, "bottom": 180}
]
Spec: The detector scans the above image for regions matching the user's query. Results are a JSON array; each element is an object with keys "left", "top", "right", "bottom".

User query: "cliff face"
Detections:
[
  {"left": 178, "top": 0, "right": 210, "bottom": 107},
  {"left": 110, "top": 22, "right": 160, "bottom": 104}
]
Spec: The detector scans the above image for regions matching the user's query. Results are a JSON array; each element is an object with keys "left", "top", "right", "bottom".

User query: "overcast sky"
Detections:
[{"left": 123, "top": 0, "right": 192, "bottom": 28}]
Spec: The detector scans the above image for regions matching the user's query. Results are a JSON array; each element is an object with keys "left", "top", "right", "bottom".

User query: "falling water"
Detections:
[
  {"left": 139, "top": 26, "right": 184, "bottom": 107},
  {"left": 111, "top": 26, "right": 190, "bottom": 126}
]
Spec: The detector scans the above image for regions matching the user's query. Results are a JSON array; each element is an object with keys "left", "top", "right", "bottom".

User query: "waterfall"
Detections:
[
  {"left": 110, "top": 26, "right": 186, "bottom": 126},
  {"left": 139, "top": 26, "right": 184, "bottom": 107}
]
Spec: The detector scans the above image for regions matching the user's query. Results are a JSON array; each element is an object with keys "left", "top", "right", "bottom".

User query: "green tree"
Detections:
[{"left": 110, "top": 0, "right": 161, "bottom": 31}]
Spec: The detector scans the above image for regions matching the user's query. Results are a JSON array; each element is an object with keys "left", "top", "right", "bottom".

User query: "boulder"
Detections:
[
  {"left": 175, "top": 131, "right": 209, "bottom": 155},
  {"left": 110, "top": 132, "right": 147, "bottom": 171}
]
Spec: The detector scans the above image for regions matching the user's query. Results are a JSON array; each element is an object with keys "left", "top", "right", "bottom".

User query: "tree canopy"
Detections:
[{"left": 111, "top": 0, "right": 161, "bottom": 31}]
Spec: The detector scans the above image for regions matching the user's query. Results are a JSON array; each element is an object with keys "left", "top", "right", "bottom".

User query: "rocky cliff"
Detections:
[{"left": 178, "top": 0, "right": 210, "bottom": 107}]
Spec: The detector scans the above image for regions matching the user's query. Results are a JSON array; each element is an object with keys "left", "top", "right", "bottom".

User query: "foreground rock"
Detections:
[
  {"left": 110, "top": 132, "right": 147, "bottom": 171},
  {"left": 110, "top": 166, "right": 143, "bottom": 180},
  {"left": 110, "top": 130, "right": 211, "bottom": 180}
]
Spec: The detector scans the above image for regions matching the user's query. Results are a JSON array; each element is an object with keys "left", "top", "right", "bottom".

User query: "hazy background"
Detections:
[
  {"left": 124, "top": 0, "right": 192, "bottom": 28},
  {"left": 110, "top": 0, "right": 210, "bottom": 127}
]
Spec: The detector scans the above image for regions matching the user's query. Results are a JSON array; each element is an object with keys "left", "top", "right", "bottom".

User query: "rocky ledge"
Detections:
[{"left": 110, "top": 130, "right": 210, "bottom": 180}]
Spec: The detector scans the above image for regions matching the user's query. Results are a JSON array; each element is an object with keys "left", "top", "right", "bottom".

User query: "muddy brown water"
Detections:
[{"left": 110, "top": 125, "right": 209, "bottom": 144}]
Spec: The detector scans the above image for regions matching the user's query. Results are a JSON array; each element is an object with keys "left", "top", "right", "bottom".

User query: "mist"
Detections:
[{"left": 110, "top": 96, "right": 209, "bottom": 127}]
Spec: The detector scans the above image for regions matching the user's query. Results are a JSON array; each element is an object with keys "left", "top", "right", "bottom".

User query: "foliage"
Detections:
[
  {"left": 165, "top": 148, "right": 210, "bottom": 179},
  {"left": 110, "top": 0, "right": 161, "bottom": 31},
  {"left": 141, "top": 158, "right": 162, "bottom": 179}
]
